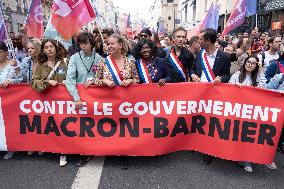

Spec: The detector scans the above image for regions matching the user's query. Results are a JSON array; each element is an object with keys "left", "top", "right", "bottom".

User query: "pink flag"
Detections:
[
  {"left": 51, "top": 0, "right": 96, "bottom": 40},
  {"left": 26, "top": 0, "right": 44, "bottom": 39},
  {"left": 222, "top": 0, "right": 247, "bottom": 36}
]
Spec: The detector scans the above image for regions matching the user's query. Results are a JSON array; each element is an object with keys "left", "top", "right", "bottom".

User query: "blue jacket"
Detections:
[
  {"left": 136, "top": 57, "right": 172, "bottom": 83},
  {"left": 265, "top": 58, "right": 284, "bottom": 83}
]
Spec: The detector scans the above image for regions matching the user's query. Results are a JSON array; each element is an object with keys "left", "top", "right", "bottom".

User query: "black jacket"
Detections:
[
  {"left": 190, "top": 49, "right": 231, "bottom": 83},
  {"left": 164, "top": 46, "right": 195, "bottom": 82}
]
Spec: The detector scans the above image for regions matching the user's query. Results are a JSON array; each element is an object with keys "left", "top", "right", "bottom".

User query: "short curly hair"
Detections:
[
  {"left": 133, "top": 39, "right": 158, "bottom": 60},
  {"left": 77, "top": 32, "right": 97, "bottom": 49}
]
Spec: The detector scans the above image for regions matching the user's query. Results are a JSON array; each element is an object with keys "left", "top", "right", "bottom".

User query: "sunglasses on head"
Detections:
[{"left": 140, "top": 34, "right": 149, "bottom": 38}]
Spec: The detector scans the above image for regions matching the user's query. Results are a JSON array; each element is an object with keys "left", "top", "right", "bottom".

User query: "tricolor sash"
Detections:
[
  {"left": 136, "top": 59, "right": 152, "bottom": 83},
  {"left": 200, "top": 49, "right": 216, "bottom": 82},
  {"left": 165, "top": 48, "right": 187, "bottom": 81},
  {"left": 104, "top": 56, "right": 124, "bottom": 85}
]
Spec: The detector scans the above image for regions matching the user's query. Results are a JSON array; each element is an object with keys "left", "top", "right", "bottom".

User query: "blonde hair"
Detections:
[
  {"left": 27, "top": 38, "right": 41, "bottom": 55},
  {"left": 109, "top": 34, "right": 128, "bottom": 55}
]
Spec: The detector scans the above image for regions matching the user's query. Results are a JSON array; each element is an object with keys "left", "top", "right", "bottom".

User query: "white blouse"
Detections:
[
  {"left": 229, "top": 71, "right": 267, "bottom": 88},
  {"left": 229, "top": 71, "right": 253, "bottom": 86}
]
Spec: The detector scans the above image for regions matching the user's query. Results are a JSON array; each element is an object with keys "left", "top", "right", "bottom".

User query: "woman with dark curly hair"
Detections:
[
  {"left": 133, "top": 39, "right": 172, "bottom": 86},
  {"left": 31, "top": 39, "right": 67, "bottom": 92},
  {"left": 31, "top": 39, "right": 68, "bottom": 167}
]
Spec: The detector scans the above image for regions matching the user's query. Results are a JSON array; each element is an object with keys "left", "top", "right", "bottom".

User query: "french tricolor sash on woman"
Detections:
[
  {"left": 200, "top": 49, "right": 216, "bottom": 82},
  {"left": 166, "top": 49, "right": 187, "bottom": 81},
  {"left": 136, "top": 59, "right": 152, "bottom": 83},
  {"left": 104, "top": 56, "right": 124, "bottom": 85}
]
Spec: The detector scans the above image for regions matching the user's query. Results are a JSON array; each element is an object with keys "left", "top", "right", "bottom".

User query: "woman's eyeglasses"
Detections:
[{"left": 245, "top": 60, "right": 257, "bottom": 66}]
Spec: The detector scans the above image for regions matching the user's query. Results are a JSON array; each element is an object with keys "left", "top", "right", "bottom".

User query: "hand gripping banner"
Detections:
[{"left": 0, "top": 83, "right": 284, "bottom": 164}]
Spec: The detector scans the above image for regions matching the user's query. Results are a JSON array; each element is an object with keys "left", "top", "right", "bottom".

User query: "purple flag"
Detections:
[
  {"left": 213, "top": 4, "right": 221, "bottom": 30},
  {"left": 126, "top": 13, "right": 131, "bottom": 28},
  {"left": 203, "top": 3, "right": 220, "bottom": 30},
  {"left": 246, "top": 0, "right": 257, "bottom": 16},
  {"left": 0, "top": 5, "right": 7, "bottom": 42},
  {"left": 222, "top": 0, "right": 247, "bottom": 36},
  {"left": 202, "top": 3, "right": 215, "bottom": 30}
]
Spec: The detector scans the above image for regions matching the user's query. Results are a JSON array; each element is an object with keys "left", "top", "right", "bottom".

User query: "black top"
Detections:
[
  {"left": 68, "top": 43, "right": 80, "bottom": 57},
  {"left": 97, "top": 43, "right": 108, "bottom": 58},
  {"left": 164, "top": 46, "right": 195, "bottom": 82}
]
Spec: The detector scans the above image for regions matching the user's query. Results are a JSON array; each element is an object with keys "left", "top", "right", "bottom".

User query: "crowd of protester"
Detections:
[{"left": 0, "top": 26, "right": 284, "bottom": 172}]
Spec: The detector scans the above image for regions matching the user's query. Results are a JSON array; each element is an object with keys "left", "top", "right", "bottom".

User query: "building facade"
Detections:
[
  {"left": 179, "top": 0, "right": 284, "bottom": 34},
  {"left": 257, "top": 0, "right": 284, "bottom": 34},
  {"left": 2, "top": 0, "right": 32, "bottom": 33},
  {"left": 93, "top": 0, "right": 116, "bottom": 28},
  {"left": 150, "top": 0, "right": 181, "bottom": 33},
  {"left": 179, "top": 0, "right": 236, "bottom": 32}
]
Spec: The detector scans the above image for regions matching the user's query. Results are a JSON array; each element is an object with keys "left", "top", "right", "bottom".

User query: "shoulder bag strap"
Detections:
[{"left": 47, "top": 61, "right": 62, "bottom": 80}]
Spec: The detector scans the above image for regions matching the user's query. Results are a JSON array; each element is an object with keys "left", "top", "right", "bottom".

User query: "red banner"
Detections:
[{"left": 0, "top": 83, "right": 284, "bottom": 164}]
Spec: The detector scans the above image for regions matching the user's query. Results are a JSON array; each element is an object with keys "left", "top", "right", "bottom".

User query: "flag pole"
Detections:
[
  {"left": 97, "top": 24, "right": 106, "bottom": 46},
  {"left": 94, "top": 16, "right": 107, "bottom": 56},
  {"left": 255, "top": 14, "right": 258, "bottom": 28},
  {"left": 91, "top": 1, "right": 106, "bottom": 47},
  {"left": 24, "top": 0, "right": 34, "bottom": 25},
  {"left": 0, "top": 0, "right": 16, "bottom": 60},
  {"left": 224, "top": 0, "right": 228, "bottom": 28}
]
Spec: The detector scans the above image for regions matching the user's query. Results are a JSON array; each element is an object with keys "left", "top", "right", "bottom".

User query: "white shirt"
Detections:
[
  {"left": 229, "top": 71, "right": 253, "bottom": 86},
  {"left": 229, "top": 71, "right": 266, "bottom": 88},
  {"left": 200, "top": 49, "right": 218, "bottom": 82}
]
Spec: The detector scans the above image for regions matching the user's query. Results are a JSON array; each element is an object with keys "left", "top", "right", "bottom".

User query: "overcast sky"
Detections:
[{"left": 113, "top": 0, "right": 154, "bottom": 19}]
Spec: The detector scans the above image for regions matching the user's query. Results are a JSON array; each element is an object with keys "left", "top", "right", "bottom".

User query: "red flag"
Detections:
[
  {"left": 127, "top": 27, "right": 134, "bottom": 38},
  {"left": 126, "top": 14, "right": 134, "bottom": 38},
  {"left": 26, "top": 0, "right": 44, "bottom": 39},
  {"left": 51, "top": 0, "right": 96, "bottom": 40}
]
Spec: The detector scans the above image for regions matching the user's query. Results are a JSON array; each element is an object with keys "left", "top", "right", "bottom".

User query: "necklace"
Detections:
[{"left": 79, "top": 52, "right": 96, "bottom": 73}]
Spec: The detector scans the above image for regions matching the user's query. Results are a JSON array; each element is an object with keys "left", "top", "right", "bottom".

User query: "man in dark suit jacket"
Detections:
[
  {"left": 190, "top": 28, "right": 231, "bottom": 83},
  {"left": 190, "top": 28, "right": 231, "bottom": 165},
  {"left": 164, "top": 27, "right": 195, "bottom": 82}
]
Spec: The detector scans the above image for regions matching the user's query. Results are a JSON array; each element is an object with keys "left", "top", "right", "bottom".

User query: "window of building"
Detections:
[{"left": 167, "top": 0, "right": 174, "bottom": 3}]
